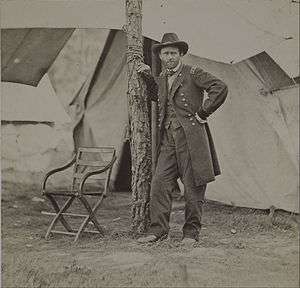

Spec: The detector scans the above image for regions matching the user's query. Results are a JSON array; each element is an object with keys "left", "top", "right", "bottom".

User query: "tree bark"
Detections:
[{"left": 125, "top": 0, "right": 152, "bottom": 233}]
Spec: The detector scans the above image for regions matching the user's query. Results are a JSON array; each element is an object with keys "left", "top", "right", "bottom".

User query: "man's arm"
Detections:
[
  {"left": 191, "top": 66, "right": 228, "bottom": 119},
  {"left": 137, "top": 63, "right": 159, "bottom": 102}
]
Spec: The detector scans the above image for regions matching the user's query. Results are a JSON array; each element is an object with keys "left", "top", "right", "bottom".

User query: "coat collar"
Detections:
[{"left": 159, "top": 62, "right": 184, "bottom": 78}]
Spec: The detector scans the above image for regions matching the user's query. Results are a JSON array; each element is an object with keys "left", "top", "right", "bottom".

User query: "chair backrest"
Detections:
[{"left": 72, "top": 147, "right": 116, "bottom": 195}]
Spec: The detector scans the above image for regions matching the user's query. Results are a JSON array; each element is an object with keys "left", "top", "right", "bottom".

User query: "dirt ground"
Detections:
[{"left": 1, "top": 181, "right": 299, "bottom": 287}]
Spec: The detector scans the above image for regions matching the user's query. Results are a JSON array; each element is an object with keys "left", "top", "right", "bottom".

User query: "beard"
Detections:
[{"left": 165, "top": 60, "right": 179, "bottom": 69}]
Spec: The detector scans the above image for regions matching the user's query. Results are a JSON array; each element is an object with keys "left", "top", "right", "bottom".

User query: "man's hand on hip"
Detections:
[{"left": 195, "top": 113, "right": 207, "bottom": 124}]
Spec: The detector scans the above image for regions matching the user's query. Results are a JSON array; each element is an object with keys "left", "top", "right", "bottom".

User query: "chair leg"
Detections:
[
  {"left": 45, "top": 194, "right": 74, "bottom": 232},
  {"left": 73, "top": 215, "right": 91, "bottom": 243},
  {"left": 45, "top": 196, "right": 75, "bottom": 240},
  {"left": 73, "top": 195, "right": 106, "bottom": 243},
  {"left": 77, "top": 196, "right": 105, "bottom": 234}
]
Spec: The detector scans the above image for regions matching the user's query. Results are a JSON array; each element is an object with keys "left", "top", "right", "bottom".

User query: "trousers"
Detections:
[{"left": 149, "top": 124, "right": 206, "bottom": 240}]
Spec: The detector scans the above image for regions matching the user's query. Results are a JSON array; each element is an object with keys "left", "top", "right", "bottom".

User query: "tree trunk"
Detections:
[
  {"left": 151, "top": 41, "right": 161, "bottom": 174},
  {"left": 125, "top": 0, "right": 152, "bottom": 233}
]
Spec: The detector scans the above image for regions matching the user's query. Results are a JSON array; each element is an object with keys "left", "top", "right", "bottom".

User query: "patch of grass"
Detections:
[
  {"left": 2, "top": 181, "right": 299, "bottom": 287},
  {"left": 202, "top": 200, "right": 299, "bottom": 236}
]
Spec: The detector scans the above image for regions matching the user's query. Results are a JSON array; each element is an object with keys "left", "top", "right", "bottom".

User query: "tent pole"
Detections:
[{"left": 125, "top": 0, "right": 152, "bottom": 233}]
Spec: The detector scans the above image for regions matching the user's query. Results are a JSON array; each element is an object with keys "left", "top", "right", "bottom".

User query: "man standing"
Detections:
[{"left": 137, "top": 33, "right": 228, "bottom": 245}]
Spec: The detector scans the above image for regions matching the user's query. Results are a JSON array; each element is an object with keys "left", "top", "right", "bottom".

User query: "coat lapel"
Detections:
[
  {"left": 169, "top": 64, "right": 185, "bottom": 98},
  {"left": 158, "top": 73, "right": 168, "bottom": 107}
]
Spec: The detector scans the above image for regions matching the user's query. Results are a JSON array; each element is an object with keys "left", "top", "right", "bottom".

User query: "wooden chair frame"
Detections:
[{"left": 41, "top": 147, "right": 116, "bottom": 242}]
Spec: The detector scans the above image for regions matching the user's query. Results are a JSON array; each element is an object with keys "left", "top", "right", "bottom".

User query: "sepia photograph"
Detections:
[{"left": 1, "top": 0, "right": 299, "bottom": 287}]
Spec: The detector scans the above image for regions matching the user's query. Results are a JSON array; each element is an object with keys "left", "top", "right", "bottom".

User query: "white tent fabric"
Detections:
[
  {"left": 48, "top": 29, "right": 109, "bottom": 109},
  {"left": 1, "top": 75, "right": 71, "bottom": 123},
  {"left": 1, "top": 0, "right": 298, "bottom": 76},
  {"left": 273, "top": 86, "right": 299, "bottom": 167},
  {"left": 1, "top": 75, "right": 74, "bottom": 186},
  {"left": 49, "top": 30, "right": 130, "bottom": 186}
]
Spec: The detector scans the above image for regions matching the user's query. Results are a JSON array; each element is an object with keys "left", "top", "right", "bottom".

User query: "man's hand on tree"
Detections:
[{"left": 137, "top": 62, "right": 151, "bottom": 75}]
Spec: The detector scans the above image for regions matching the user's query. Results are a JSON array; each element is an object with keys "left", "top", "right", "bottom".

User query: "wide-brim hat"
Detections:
[{"left": 152, "top": 33, "right": 189, "bottom": 55}]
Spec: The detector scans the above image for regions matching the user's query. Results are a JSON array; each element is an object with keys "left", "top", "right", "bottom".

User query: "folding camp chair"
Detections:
[{"left": 41, "top": 147, "right": 116, "bottom": 242}]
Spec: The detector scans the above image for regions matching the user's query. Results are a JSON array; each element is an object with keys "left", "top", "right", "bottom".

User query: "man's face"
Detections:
[{"left": 159, "top": 46, "right": 182, "bottom": 70}]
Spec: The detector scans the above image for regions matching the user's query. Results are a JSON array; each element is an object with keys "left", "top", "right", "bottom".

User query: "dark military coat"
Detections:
[{"left": 146, "top": 64, "right": 228, "bottom": 185}]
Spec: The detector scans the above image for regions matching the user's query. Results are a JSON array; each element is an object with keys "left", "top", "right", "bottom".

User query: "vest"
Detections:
[{"left": 164, "top": 66, "right": 182, "bottom": 129}]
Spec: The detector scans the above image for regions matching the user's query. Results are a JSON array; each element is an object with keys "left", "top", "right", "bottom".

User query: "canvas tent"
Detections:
[
  {"left": 48, "top": 29, "right": 133, "bottom": 190},
  {"left": 1, "top": 75, "right": 73, "bottom": 185},
  {"left": 46, "top": 28, "right": 300, "bottom": 212},
  {"left": 1, "top": 1, "right": 299, "bottom": 212}
]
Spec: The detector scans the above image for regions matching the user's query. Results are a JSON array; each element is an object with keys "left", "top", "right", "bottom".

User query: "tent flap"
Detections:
[
  {"left": 248, "top": 52, "right": 294, "bottom": 91},
  {"left": 1, "top": 28, "right": 74, "bottom": 86}
]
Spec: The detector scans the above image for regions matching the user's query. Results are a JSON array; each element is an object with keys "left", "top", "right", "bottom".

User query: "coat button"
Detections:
[
  {"left": 182, "top": 98, "right": 186, "bottom": 101},
  {"left": 192, "top": 122, "right": 196, "bottom": 126},
  {"left": 184, "top": 103, "right": 188, "bottom": 107},
  {"left": 188, "top": 113, "right": 192, "bottom": 117},
  {"left": 189, "top": 117, "right": 193, "bottom": 121},
  {"left": 181, "top": 93, "right": 184, "bottom": 96}
]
